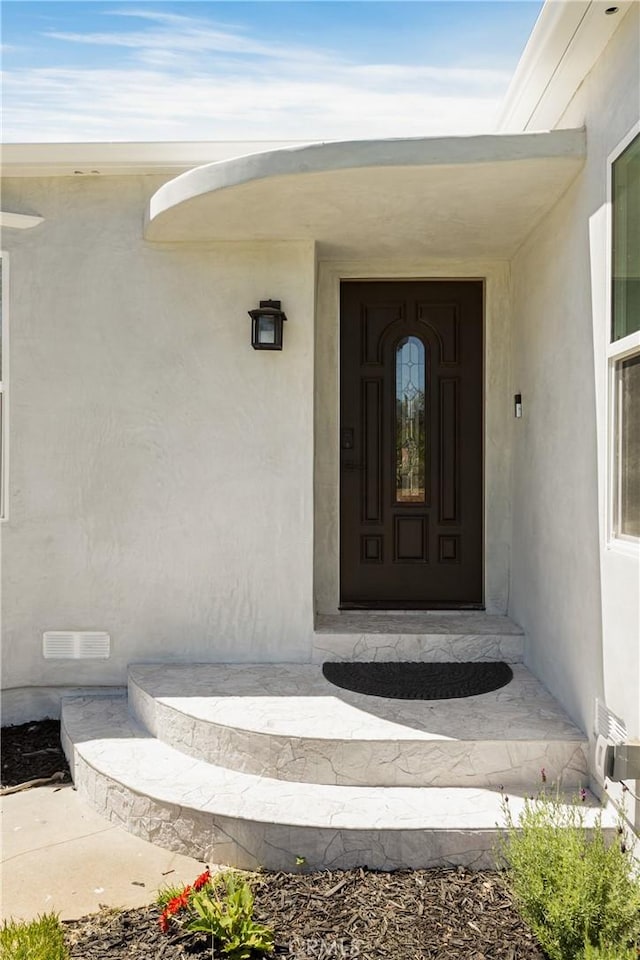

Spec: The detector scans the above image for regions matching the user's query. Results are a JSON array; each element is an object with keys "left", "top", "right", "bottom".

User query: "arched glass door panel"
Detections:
[{"left": 395, "top": 336, "right": 426, "bottom": 503}]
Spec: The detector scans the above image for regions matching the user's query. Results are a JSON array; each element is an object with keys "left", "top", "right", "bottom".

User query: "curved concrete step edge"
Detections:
[
  {"left": 60, "top": 696, "right": 611, "bottom": 873},
  {"left": 128, "top": 673, "right": 588, "bottom": 790}
]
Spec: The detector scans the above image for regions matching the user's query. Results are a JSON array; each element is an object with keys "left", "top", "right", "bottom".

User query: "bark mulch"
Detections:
[
  {"left": 3, "top": 720, "right": 546, "bottom": 957},
  {"left": 64, "top": 868, "right": 546, "bottom": 959},
  {"left": 1, "top": 718, "right": 71, "bottom": 788}
]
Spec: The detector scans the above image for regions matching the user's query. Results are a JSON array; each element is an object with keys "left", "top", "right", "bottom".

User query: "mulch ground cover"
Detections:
[
  {"left": 64, "top": 868, "right": 545, "bottom": 959},
  {"left": 3, "top": 720, "right": 546, "bottom": 958},
  {"left": 1, "top": 718, "right": 71, "bottom": 787}
]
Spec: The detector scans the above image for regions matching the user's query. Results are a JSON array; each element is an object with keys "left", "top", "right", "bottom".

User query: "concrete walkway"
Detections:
[{"left": 1, "top": 784, "right": 208, "bottom": 921}]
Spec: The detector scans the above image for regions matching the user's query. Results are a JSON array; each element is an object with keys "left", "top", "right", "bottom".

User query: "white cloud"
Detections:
[
  {"left": 45, "top": 8, "right": 334, "bottom": 66},
  {"left": 2, "top": 9, "right": 511, "bottom": 141},
  {"left": 2, "top": 68, "right": 505, "bottom": 141}
]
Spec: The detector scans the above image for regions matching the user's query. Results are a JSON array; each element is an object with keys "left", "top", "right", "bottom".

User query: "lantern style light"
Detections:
[{"left": 248, "top": 299, "right": 287, "bottom": 350}]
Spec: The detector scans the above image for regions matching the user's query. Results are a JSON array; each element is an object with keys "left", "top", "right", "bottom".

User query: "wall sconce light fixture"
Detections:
[{"left": 248, "top": 299, "right": 287, "bottom": 350}]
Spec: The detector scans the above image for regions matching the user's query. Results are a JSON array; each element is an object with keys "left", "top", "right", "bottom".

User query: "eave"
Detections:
[{"left": 144, "top": 129, "right": 586, "bottom": 259}]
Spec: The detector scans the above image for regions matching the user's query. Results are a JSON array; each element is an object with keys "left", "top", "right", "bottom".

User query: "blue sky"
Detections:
[{"left": 1, "top": 2, "right": 543, "bottom": 142}]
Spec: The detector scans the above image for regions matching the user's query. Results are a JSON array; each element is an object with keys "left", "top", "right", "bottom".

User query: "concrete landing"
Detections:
[{"left": 129, "top": 662, "right": 587, "bottom": 789}]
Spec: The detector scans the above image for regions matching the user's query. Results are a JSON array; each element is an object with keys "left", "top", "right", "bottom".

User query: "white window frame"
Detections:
[{"left": 606, "top": 121, "right": 640, "bottom": 554}]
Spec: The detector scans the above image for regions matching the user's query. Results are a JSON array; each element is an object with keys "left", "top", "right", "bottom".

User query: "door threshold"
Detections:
[{"left": 339, "top": 603, "right": 486, "bottom": 612}]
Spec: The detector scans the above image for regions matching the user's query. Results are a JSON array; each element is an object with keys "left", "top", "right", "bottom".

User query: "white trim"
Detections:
[
  {"left": 498, "top": 1, "right": 589, "bottom": 132},
  {"left": 0, "top": 250, "right": 8, "bottom": 521},
  {"left": 498, "top": 1, "right": 635, "bottom": 133},
  {"left": 607, "top": 330, "right": 640, "bottom": 361},
  {"left": 314, "top": 258, "right": 512, "bottom": 617},
  {"left": 607, "top": 354, "right": 640, "bottom": 554},
  {"left": 0, "top": 211, "right": 44, "bottom": 230},
  {"left": 606, "top": 537, "right": 640, "bottom": 558},
  {"left": 607, "top": 117, "right": 640, "bottom": 163},
  {"left": 606, "top": 121, "right": 640, "bottom": 552}
]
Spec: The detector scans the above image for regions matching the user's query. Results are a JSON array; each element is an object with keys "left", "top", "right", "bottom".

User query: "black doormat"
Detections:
[{"left": 322, "top": 661, "right": 513, "bottom": 700}]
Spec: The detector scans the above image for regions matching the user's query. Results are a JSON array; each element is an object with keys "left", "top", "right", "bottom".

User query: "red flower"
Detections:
[
  {"left": 167, "top": 896, "right": 183, "bottom": 915},
  {"left": 193, "top": 870, "right": 211, "bottom": 891},
  {"left": 167, "top": 886, "right": 191, "bottom": 915},
  {"left": 159, "top": 911, "right": 170, "bottom": 933}
]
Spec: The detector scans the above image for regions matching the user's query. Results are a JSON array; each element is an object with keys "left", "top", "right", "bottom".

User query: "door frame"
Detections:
[
  {"left": 339, "top": 279, "right": 484, "bottom": 610},
  {"left": 314, "top": 258, "right": 513, "bottom": 617}
]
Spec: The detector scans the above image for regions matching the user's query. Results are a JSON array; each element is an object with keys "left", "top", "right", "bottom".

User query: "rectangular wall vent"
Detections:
[
  {"left": 43, "top": 631, "right": 110, "bottom": 660},
  {"left": 594, "top": 698, "right": 627, "bottom": 744}
]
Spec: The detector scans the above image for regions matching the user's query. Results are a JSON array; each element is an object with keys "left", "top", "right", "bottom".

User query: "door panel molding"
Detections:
[
  {"left": 340, "top": 280, "right": 483, "bottom": 608},
  {"left": 362, "top": 378, "right": 383, "bottom": 524},
  {"left": 314, "top": 260, "right": 512, "bottom": 617},
  {"left": 439, "top": 376, "right": 460, "bottom": 524}
]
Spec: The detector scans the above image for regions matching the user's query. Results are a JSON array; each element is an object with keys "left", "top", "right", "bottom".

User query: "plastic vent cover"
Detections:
[
  {"left": 43, "top": 631, "right": 110, "bottom": 659},
  {"left": 594, "top": 698, "right": 627, "bottom": 744}
]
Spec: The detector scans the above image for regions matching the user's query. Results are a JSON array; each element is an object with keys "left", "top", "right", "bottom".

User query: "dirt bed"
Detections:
[
  {"left": 3, "top": 720, "right": 545, "bottom": 957},
  {"left": 1, "top": 718, "right": 71, "bottom": 787},
  {"left": 64, "top": 868, "right": 545, "bottom": 959}
]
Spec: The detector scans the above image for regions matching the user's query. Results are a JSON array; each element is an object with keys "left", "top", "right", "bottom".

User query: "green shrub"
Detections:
[
  {"left": 0, "top": 914, "right": 68, "bottom": 960},
  {"left": 157, "top": 868, "right": 273, "bottom": 959},
  {"left": 500, "top": 792, "right": 640, "bottom": 960},
  {"left": 582, "top": 940, "right": 637, "bottom": 959}
]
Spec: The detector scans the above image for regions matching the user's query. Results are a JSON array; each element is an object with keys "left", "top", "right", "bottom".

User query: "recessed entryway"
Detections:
[{"left": 339, "top": 280, "right": 483, "bottom": 609}]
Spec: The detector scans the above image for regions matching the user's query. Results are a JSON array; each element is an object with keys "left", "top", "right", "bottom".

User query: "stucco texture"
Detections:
[
  {"left": 1, "top": 174, "right": 316, "bottom": 689},
  {"left": 510, "top": 5, "right": 640, "bottom": 740}
]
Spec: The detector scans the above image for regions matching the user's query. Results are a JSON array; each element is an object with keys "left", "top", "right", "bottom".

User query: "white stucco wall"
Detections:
[
  {"left": 510, "top": 7, "right": 640, "bottom": 747},
  {"left": 1, "top": 174, "right": 316, "bottom": 704},
  {"left": 2, "top": 8, "right": 637, "bottom": 748}
]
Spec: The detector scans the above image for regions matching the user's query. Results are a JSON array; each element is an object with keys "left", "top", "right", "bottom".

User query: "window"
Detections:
[
  {"left": 609, "top": 129, "right": 640, "bottom": 543},
  {"left": 612, "top": 132, "right": 640, "bottom": 341},
  {"left": 613, "top": 354, "right": 640, "bottom": 538},
  {"left": 395, "top": 336, "right": 426, "bottom": 504}
]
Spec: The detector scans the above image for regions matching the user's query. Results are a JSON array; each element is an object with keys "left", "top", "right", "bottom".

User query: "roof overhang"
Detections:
[
  {"left": 498, "top": 1, "right": 636, "bottom": 133},
  {"left": 145, "top": 129, "right": 586, "bottom": 258}
]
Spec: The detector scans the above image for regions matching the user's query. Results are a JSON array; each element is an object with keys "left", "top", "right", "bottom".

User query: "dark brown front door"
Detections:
[{"left": 340, "top": 280, "right": 483, "bottom": 608}]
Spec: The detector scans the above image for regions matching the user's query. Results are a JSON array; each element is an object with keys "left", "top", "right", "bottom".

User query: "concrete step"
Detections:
[
  {"left": 129, "top": 663, "right": 587, "bottom": 789},
  {"left": 312, "top": 613, "right": 524, "bottom": 663},
  {"left": 61, "top": 696, "right": 610, "bottom": 873}
]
